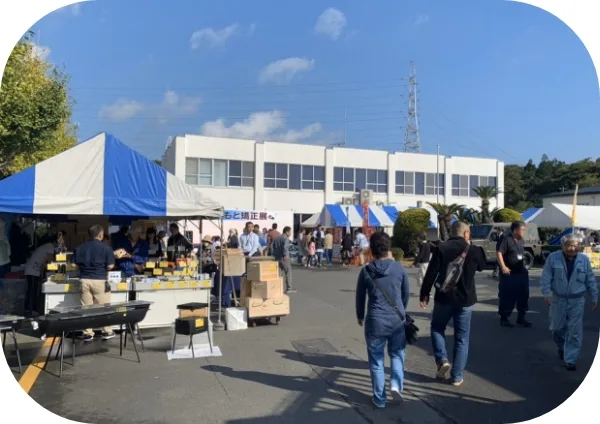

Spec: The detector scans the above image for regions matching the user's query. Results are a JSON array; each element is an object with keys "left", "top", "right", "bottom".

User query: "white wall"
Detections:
[
  {"left": 543, "top": 194, "right": 600, "bottom": 207},
  {"left": 162, "top": 134, "right": 504, "bottom": 214}
]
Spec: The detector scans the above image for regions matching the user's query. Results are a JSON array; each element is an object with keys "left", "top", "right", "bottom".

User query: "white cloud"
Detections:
[
  {"left": 99, "top": 91, "right": 201, "bottom": 124},
  {"left": 414, "top": 14, "right": 429, "bottom": 26},
  {"left": 99, "top": 99, "right": 145, "bottom": 122},
  {"left": 259, "top": 57, "right": 315, "bottom": 85},
  {"left": 315, "top": 8, "right": 347, "bottom": 40},
  {"left": 200, "top": 111, "right": 321, "bottom": 143},
  {"left": 190, "top": 24, "right": 239, "bottom": 49},
  {"left": 155, "top": 91, "right": 201, "bottom": 124},
  {"left": 30, "top": 44, "right": 51, "bottom": 60}
]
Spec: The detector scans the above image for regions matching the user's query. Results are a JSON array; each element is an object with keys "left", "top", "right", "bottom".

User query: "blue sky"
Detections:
[{"left": 28, "top": 0, "right": 599, "bottom": 165}]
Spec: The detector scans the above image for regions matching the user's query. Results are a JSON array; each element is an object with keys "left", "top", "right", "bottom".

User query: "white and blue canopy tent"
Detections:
[
  {"left": 521, "top": 207, "right": 543, "bottom": 223},
  {"left": 0, "top": 133, "right": 231, "bottom": 327},
  {"left": 301, "top": 204, "right": 396, "bottom": 228},
  {"left": 0, "top": 133, "right": 223, "bottom": 220}
]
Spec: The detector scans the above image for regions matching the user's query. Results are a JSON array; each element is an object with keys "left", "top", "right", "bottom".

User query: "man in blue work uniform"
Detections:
[
  {"left": 540, "top": 234, "right": 598, "bottom": 371},
  {"left": 496, "top": 221, "right": 531, "bottom": 328},
  {"left": 113, "top": 227, "right": 148, "bottom": 277}
]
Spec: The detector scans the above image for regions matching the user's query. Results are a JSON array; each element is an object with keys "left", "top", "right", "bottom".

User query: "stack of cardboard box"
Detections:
[{"left": 242, "top": 260, "right": 290, "bottom": 321}]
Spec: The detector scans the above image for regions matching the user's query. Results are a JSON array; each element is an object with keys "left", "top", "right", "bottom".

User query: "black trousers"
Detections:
[
  {"left": 25, "top": 275, "right": 43, "bottom": 315},
  {"left": 498, "top": 272, "right": 529, "bottom": 320}
]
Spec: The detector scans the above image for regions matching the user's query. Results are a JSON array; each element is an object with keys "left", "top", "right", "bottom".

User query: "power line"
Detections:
[{"left": 68, "top": 77, "right": 408, "bottom": 92}]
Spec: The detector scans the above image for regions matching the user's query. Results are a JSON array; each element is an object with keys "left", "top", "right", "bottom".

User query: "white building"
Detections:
[
  {"left": 543, "top": 186, "right": 600, "bottom": 207},
  {"left": 163, "top": 135, "right": 504, "bottom": 232}
]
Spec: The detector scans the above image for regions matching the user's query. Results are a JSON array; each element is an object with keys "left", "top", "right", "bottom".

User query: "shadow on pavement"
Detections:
[{"left": 212, "top": 293, "right": 599, "bottom": 424}]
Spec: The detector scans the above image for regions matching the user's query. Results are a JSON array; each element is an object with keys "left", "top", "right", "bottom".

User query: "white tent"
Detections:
[
  {"left": 301, "top": 213, "right": 320, "bottom": 228},
  {"left": 530, "top": 203, "right": 600, "bottom": 229}
]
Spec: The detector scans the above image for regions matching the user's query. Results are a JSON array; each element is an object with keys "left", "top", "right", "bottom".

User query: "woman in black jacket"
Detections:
[{"left": 341, "top": 233, "right": 353, "bottom": 267}]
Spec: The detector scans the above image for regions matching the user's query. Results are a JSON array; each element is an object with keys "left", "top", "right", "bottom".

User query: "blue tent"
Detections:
[{"left": 0, "top": 133, "right": 222, "bottom": 219}]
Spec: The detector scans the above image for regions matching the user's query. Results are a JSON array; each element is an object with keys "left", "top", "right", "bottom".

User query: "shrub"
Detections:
[
  {"left": 391, "top": 247, "right": 404, "bottom": 261},
  {"left": 392, "top": 208, "right": 430, "bottom": 256},
  {"left": 494, "top": 208, "right": 522, "bottom": 223}
]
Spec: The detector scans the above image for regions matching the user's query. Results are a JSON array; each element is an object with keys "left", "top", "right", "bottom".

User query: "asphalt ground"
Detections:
[{"left": 3, "top": 266, "right": 599, "bottom": 424}]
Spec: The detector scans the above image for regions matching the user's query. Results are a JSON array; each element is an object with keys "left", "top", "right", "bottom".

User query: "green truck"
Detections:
[{"left": 470, "top": 223, "right": 542, "bottom": 270}]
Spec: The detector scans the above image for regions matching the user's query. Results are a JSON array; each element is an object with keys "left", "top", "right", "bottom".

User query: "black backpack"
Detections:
[{"left": 434, "top": 244, "right": 470, "bottom": 294}]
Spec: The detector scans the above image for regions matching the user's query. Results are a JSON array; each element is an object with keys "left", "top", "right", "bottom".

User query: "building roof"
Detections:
[{"left": 544, "top": 186, "right": 600, "bottom": 198}]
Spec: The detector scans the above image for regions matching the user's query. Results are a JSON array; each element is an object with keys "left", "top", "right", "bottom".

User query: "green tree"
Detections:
[
  {"left": 427, "top": 203, "right": 465, "bottom": 241},
  {"left": 454, "top": 208, "right": 475, "bottom": 223},
  {"left": 494, "top": 208, "right": 522, "bottom": 223},
  {"left": 0, "top": 32, "right": 75, "bottom": 176},
  {"left": 473, "top": 186, "right": 498, "bottom": 223},
  {"left": 392, "top": 208, "right": 430, "bottom": 256}
]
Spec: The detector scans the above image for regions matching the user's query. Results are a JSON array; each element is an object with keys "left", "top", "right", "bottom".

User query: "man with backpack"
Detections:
[{"left": 419, "top": 221, "right": 486, "bottom": 387}]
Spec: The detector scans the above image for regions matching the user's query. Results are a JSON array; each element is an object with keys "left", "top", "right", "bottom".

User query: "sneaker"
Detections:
[
  {"left": 286, "top": 288, "right": 297, "bottom": 294},
  {"left": 436, "top": 361, "right": 451, "bottom": 380},
  {"left": 82, "top": 334, "right": 94, "bottom": 342},
  {"left": 102, "top": 332, "right": 115, "bottom": 340},
  {"left": 500, "top": 319, "right": 515, "bottom": 328},
  {"left": 565, "top": 363, "right": 577, "bottom": 371},
  {"left": 517, "top": 319, "right": 532, "bottom": 328},
  {"left": 451, "top": 379, "right": 464, "bottom": 387},
  {"left": 390, "top": 387, "right": 404, "bottom": 401},
  {"left": 371, "top": 398, "right": 385, "bottom": 409}
]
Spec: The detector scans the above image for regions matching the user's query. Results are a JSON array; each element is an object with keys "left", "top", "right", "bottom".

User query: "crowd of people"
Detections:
[{"left": 354, "top": 220, "right": 598, "bottom": 409}]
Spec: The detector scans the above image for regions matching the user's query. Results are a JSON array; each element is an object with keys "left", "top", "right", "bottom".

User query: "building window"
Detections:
[
  {"left": 469, "top": 175, "right": 498, "bottom": 197},
  {"left": 228, "top": 161, "right": 255, "bottom": 188},
  {"left": 264, "top": 163, "right": 325, "bottom": 191},
  {"left": 425, "top": 173, "right": 445, "bottom": 196},
  {"left": 334, "top": 167, "right": 386, "bottom": 193},
  {"left": 264, "top": 163, "right": 288, "bottom": 189},
  {"left": 452, "top": 174, "right": 470, "bottom": 197},
  {"left": 185, "top": 158, "right": 199, "bottom": 185},
  {"left": 301, "top": 165, "right": 325, "bottom": 190},
  {"left": 414, "top": 172, "right": 425, "bottom": 195},
  {"left": 395, "top": 171, "right": 415, "bottom": 194},
  {"left": 186, "top": 158, "right": 254, "bottom": 188},
  {"left": 366, "top": 169, "right": 387, "bottom": 193}
]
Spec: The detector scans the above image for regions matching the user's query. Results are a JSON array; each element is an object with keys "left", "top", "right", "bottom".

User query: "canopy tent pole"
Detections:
[{"left": 214, "top": 214, "right": 225, "bottom": 331}]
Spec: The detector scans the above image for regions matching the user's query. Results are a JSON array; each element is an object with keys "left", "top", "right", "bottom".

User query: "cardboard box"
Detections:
[
  {"left": 214, "top": 248, "right": 243, "bottom": 265},
  {"left": 240, "top": 278, "right": 251, "bottom": 305},
  {"left": 246, "top": 261, "right": 279, "bottom": 281},
  {"left": 222, "top": 255, "right": 246, "bottom": 276},
  {"left": 250, "top": 278, "right": 284, "bottom": 299},
  {"left": 178, "top": 308, "right": 208, "bottom": 318},
  {"left": 245, "top": 295, "right": 290, "bottom": 318}
]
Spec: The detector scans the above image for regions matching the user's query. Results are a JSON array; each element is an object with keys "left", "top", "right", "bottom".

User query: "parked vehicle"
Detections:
[{"left": 470, "top": 223, "right": 542, "bottom": 270}]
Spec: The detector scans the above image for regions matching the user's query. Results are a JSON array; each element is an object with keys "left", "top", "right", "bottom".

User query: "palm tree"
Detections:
[
  {"left": 473, "top": 186, "right": 499, "bottom": 223},
  {"left": 427, "top": 202, "right": 466, "bottom": 241},
  {"left": 454, "top": 208, "right": 474, "bottom": 224}
]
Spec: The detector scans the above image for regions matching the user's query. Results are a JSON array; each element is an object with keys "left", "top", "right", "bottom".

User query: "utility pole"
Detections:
[
  {"left": 403, "top": 61, "right": 421, "bottom": 153},
  {"left": 436, "top": 144, "right": 440, "bottom": 204}
]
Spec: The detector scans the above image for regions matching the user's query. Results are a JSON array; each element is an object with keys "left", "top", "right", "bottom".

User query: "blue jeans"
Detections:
[
  {"left": 365, "top": 329, "right": 406, "bottom": 407},
  {"left": 325, "top": 249, "right": 333, "bottom": 264},
  {"left": 316, "top": 251, "right": 323, "bottom": 266},
  {"left": 430, "top": 301, "right": 472, "bottom": 381}
]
